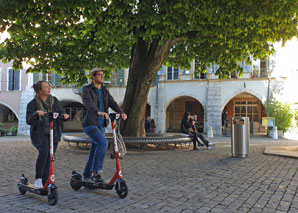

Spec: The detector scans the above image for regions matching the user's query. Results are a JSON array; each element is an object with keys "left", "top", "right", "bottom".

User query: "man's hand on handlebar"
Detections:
[
  {"left": 121, "top": 113, "right": 127, "bottom": 120},
  {"left": 98, "top": 111, "right": 109, "bottom": 120}
]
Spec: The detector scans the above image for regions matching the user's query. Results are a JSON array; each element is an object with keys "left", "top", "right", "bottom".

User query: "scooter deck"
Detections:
[
  {"left": 74, "top": 180, "right": 114, "bottom": 190},
  {"left": 18, "top": 183, "right": 48, "bottom": 196}
]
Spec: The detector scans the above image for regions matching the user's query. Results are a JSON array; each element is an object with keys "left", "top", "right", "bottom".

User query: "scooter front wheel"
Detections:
[
  {"left": 47, "top": 187, "right": 58, "bottom": 206},
  {"left": 18, "top": 179, "right": 27, "bottom": 195},
  {"left": 115, "top": 180, "right": 128, "bottom": 198}
]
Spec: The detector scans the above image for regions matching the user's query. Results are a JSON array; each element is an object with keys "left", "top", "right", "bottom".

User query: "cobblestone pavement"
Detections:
[{"left": 1, "top": 135, "right": 298, "bottom": 212}]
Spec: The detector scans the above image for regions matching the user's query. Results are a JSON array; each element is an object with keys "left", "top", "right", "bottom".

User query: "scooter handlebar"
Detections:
[
  {"left": 45, "top": 112, "right": 66, "bottom": 121},
  {"left": 109, "top": 113, "right": 122, "bottom": 121}
]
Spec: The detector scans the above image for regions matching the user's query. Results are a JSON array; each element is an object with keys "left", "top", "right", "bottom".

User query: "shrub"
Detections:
[
  {"left": 9, "top": 126, "right": 18, "bottom": 133},
  {"left": 267, "top": 100, "right": 294, "bottom": 132}
]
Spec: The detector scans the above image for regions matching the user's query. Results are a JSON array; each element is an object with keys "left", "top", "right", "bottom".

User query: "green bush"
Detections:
[
  {"left": 267, "top": 100, "right": 295, "bottom": 132},
  {"left": 9, "top": 126, "right": 18, "bottom": 133},
  {"left": 295, "top": 111, "right": 298, "bottom": 126},
  {"left": 1, "top": 128, "right": 9, "bottom": 136}
]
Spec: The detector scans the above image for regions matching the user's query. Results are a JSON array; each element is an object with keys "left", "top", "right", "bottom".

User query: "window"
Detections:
[
  {"left": 234, "top": 100, "right": 259, "bottom": 122},
  {"left": 7, "top": 68, "right": 20, "bottom": 91},
  {"left": 42, "top": 71, "right": 52, "bottom": 84},
  {"left": 64, "top": 107, "right": 83, "bottom": 121},
  {"left": 167, "top": 67, "right": 179, "bottom": 80},
  {"left": 260, "top": 58, "right": 268, "bottom": 78}
]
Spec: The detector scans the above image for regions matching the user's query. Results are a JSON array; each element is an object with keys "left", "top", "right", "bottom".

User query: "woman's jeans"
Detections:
[
  {"left": 83, "top": 125, "right": 107, "bottom": 178},
  {"left": 34, "top": 134, "right": 58, "bottom": 185}
]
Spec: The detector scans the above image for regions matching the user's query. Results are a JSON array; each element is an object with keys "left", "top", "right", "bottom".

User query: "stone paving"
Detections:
[{"left": 1, "top": 135, "right": 298, "bottom": 212}]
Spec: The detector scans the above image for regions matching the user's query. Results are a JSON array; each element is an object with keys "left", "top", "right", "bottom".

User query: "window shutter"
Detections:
[
  {"left": 33, "top": 73, "right": 40, "bottom": 83},
  {"left": 0, "top": 68, "right": 2, "bottom": 91},
  {"left": 50, "top": 72, "right": 55, "bottom": 86},
  {"left": 14, "top": 70, "right": 20, "bottom": 90},
  {"left": 8, "top": 69, "right": 13, "bottom": 90},
  {"left": 117, "top": 69, "right": 124, "bottom": 86},
  {"left": 54, "top": 73, "right": 62, "bottom": 87}
]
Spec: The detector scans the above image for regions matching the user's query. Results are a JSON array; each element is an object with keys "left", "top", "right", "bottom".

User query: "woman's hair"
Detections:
[
  {"left": 182, "top": 112, "right": 190, "bottom": 121},
  {"left": 32, "top": 80, "right": 50, "bottom": 94}
]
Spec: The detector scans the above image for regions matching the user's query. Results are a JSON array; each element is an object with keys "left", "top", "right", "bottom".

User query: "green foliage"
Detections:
[
  {"left": 0, "top": 128, "right": 9, "bottom": 135},
  {"left": 295, "top": 110, "right": 298, "bottom": 126},
  {"left": 9, "top": 126, "right": 18, "bottom": 133},
  {"left": 1, "top": 0, "right": 298, "bottom": 85},
  {"left": 267, "top": 100, "right": 295, "bottom": 132}
]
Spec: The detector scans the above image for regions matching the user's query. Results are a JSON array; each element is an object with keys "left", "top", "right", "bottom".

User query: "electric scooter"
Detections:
[
  {"left": 18, "top": 112, "right": 63, "bottom": 205},
  {"left": 70, "top": 113, "right": 128, "bottom": 198}
]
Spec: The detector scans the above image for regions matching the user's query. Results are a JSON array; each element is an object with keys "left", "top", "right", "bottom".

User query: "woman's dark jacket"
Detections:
[
  {"left": 26, "top": 96, "right": 65, "bottom": 147},
  {"left": 81, "top": 83, "right": 123, "bottom": 127},
  {"left": 181, "top": 118, "right": 191, "bottom": 134}
]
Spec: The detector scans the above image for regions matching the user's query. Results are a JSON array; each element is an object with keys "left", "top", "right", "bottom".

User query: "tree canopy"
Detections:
[{"left": 1, "top": 0, "right": 298, "bottom": 83}]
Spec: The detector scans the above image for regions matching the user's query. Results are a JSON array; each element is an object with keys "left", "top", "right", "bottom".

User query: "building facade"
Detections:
[{"left": 1, "top": 41, "right": 297, "bottom": 135}]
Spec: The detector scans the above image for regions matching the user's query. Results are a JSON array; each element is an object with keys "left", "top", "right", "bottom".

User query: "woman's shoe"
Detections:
[{"left": 193, "top": 147, "right": 199, "bottom": 150}]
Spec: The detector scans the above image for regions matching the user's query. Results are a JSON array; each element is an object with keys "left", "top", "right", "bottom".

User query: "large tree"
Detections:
[{"left": 1, "top": 0, "right": 298, "bottom": 136}]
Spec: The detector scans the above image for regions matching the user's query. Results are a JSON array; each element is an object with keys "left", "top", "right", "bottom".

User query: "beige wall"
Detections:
[{"left": 0, "top": 61, "right": 28, "bottom": 117}]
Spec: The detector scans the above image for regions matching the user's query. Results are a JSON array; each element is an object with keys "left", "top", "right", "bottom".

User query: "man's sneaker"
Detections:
[
  {"left": 34, "top": 178, "right": 43, "bottom": 189},
  {"left": 208, "top": 142, "right": 214, "bottom": 146},
  {"left": 91, "top": 174, "right": 103, "bottom": 182},
  {"left": 207, "top": 146, "right": 212, "bottom": 150},
  {"left": 83, "top": 177, "right": 92, "bottom": 182},
  {"left": 193, "top": 147, "right": 199, "bottom": 150}
]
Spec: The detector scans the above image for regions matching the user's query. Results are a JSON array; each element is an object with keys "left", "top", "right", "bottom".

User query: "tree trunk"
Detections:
[{"left": 121, "top": 38, "right": 175, "bottom": 137}]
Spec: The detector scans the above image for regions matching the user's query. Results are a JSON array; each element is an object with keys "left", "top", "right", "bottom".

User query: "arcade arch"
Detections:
[
  {"left": 0, "top": 103, "right": 18, "bottom": 128},
  {"left": 61, "top": 101, "right": 83, "bottom": 131},
  {"left": 166, "top": 96, "right": 204, "bottom": 133},
  {"left": 222, "top": 92, "right": 266, "bottom": 135}
]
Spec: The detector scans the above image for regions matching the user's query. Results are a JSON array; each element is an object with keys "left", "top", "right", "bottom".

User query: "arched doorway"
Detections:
[
  {"left": 0, "top": 104, "right": 18, "bottom": 129},
  {"left": 222, "top": 92, "right": 266, "bottom": 135},
  {"left": 146, "top": 103, "right": 151, "bottom": 117},
  {"left": 166, "top": 96, "right": 204, "bottom": 133},
  {"left": 61, "top": 101, "right": 83, "bottom": 131}
]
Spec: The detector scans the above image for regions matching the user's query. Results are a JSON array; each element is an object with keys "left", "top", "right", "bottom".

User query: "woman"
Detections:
[
  {"left": 149, "top": 119, "right": 156, "bottom": 132},
  {"left": 181, "top": 112, "right": 210, "bottom": 150},
  {"left": 26, "top": 81, "right": 69, "bottom": 189}
]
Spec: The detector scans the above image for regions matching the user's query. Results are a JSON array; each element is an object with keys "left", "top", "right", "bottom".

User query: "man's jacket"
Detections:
[{"left": 81, "top": 83, "right": 123, "bottom": 127}]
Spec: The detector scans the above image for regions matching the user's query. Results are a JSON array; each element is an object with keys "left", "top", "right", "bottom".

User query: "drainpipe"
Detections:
[{"left": 266, "top": 78, "right": 270, "bottom": 113}]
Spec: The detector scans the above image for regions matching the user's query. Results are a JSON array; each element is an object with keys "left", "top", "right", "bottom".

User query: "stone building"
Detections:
[{"left": 1, "top": 40, "right": 297, "bottom": 135}]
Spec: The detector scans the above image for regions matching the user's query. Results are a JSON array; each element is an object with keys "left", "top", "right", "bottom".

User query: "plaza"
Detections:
[{"left": 1, "top": 135, "right": 298, "bottom": 212}]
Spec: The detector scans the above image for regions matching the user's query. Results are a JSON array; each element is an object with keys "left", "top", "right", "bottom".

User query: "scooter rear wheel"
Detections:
[
  {"left": 115, "top": 180, "right": 128, "bottom": 198},
  {"left": 48, "top": 188, "right": 58, "bottom": 206},
  {"left": 18, "top": 179, "right": 27, "bottom": 195}
]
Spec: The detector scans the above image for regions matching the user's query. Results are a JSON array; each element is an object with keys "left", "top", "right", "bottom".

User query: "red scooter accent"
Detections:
[{"left": 43, "top": 112, "right": 58, "bottom": 189}]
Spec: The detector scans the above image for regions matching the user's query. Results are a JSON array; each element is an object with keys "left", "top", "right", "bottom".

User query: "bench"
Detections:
[{"left": 62, "top": 132, "right": 193, "bottom": 149}]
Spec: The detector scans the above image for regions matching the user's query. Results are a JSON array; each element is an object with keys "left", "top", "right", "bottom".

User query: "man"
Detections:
[
  {"left": 81, "top": 68, "right": 127, "bottom": 182},
  {"left": 145, "top": 115, "right": 151, "bottom": 132}
]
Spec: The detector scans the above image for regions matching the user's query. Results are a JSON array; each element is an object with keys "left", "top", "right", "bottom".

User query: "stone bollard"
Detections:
[
  {"left": 207, "top": 126, "right": 213, "bottom": 138},
  {"left": 272, "top": 126, "right": 278, "bottom": 140}
]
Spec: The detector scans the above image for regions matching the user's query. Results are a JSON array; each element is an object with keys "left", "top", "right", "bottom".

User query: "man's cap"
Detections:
[{"left": 90, "top": 67, "right": 105, "bottom": 75}]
